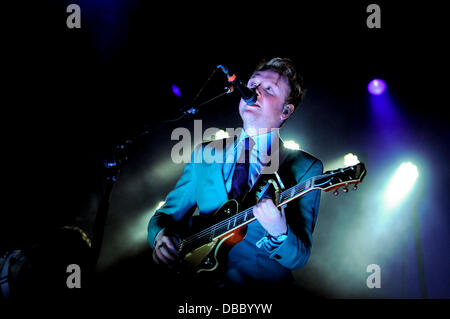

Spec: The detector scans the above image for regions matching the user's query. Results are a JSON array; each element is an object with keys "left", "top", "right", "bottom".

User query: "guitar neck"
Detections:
[
  {"left": 278, "top": 176, "right": 317, "bottom": 207},
  {"left": 221, "top": 175, "right": 320, "bottom": 232}
]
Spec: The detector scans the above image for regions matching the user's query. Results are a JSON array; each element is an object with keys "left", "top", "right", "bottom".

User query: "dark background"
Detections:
[{"left": 2, "top": 0, "right": 448, "bottom": 310}]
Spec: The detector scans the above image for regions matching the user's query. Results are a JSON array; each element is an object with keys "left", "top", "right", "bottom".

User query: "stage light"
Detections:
[
  {"left": 283, "top": 140, "right": 300, "bottom": 150},
  {"left": 213, "top": 130, "right": 230, "bottom": 140},
  {"left": 344, "top": 153, "right": 360, "bottom": 167},
  {"left": 171, "top": 84, "right": 182, "bottom": 97},
  {"left": 156, "top": 201, "right": 165, "bottom": 210},
  {"left": 368, "top": 79, "right": 387, "bottom": 96},
  {"left": 384, "top": 162, "right": 418, "bottom": 208},
  {"left": 125, "top": 200, "right": 166, "bottom": 247}
]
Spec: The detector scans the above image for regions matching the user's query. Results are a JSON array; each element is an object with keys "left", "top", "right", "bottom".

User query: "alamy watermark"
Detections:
[
  {"left": 366, "top": 264, "right": 381, "bottom": 288},
  {"left": 65, "top": 4, "right": 381, "bottom": 30},
  {"left": 170, "top": 120, "right": 280, "bottom": 174},
  {"left": 66, "top": 264, "right": 81, "bottom": 288},
  {"left": 66, "top": 4, "right": 81, "bottom": 29},
  {"left": 366, "top": 4, "right": 381, "bottom": 29}
]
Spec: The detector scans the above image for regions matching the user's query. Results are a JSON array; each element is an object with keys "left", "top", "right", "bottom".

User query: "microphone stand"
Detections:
[
  {"left": 179, "top": 86, "right": 233, "bottom": 116},
  {"left": 90, "top": 73, "right": 234, "bottom": 269}
]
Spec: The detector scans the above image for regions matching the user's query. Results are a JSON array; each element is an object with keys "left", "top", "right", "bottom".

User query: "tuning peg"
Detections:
[
  {"left": 343, "top": 187, "right": 349, "bottom": 193},
  {"left": 333, "top": 189, "right": 339, "bottom": 196}
]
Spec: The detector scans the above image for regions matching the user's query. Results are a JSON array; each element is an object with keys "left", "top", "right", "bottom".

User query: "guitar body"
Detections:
[{"left": 179, "top": 200, "right": 247, "bottom": 276}]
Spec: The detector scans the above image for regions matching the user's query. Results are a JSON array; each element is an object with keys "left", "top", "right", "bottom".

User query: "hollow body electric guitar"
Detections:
[{"left": 174, "top": 163, "right": 366, "bottom": 276}]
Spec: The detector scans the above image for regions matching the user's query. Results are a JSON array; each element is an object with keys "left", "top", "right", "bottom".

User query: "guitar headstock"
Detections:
[{"left": 313, "top": 163, "right": 367, "bottom": 195}]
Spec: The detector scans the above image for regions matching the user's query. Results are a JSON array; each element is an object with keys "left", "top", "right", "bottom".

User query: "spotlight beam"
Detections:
[{"left": 384, "top": 162, "right": 418, "bottom": 209}]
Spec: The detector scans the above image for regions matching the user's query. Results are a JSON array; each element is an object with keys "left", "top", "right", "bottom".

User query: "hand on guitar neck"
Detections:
[{"left": 152, "top": 229, "right": 180, "bottom": 265}]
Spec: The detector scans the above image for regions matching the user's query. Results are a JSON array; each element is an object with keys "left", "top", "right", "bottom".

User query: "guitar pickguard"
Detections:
[{"left": 178, "top": 200, "right": 246, "bottom": 275}]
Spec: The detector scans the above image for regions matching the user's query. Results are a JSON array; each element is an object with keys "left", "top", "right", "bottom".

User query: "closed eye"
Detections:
[{"left": 248, "top": 82, "right": 258, "bottom": 89}]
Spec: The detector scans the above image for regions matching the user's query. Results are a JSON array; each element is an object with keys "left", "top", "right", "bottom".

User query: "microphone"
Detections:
[{"left": 217, "top": 64, "right": 258, "bottom": 105}]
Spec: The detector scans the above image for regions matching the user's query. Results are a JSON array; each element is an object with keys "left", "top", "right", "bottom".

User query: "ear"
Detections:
[{"left": 280, "top": 104, "right": 295, "bottom": 121}]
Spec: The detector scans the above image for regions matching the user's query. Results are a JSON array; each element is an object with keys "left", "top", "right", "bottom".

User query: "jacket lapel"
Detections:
[{"left": 197, "top": 136, "right": 236, "bottom": 213}]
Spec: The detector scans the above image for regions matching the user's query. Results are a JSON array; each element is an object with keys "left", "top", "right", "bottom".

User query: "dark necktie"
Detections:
[{"left": 229, "top": 137, "right": 255, "bottom": 202}]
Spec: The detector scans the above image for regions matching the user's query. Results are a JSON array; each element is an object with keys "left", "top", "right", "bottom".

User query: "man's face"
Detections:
[{"left": 239, "top": 69, "right": 292, "bottom": 133}]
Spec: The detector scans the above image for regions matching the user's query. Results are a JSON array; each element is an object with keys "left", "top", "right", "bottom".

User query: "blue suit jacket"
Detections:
[{"left": 148, "top": 136, "right": 323, "bottom": 286}]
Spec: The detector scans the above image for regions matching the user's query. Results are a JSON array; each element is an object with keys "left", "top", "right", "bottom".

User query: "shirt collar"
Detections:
[{"left": 237, "top": 128, "right": 280, "bottom": 155}]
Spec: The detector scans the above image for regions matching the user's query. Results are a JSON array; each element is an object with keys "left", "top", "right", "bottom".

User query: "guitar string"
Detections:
[
  {"left": 179, "top": 171, "right": 353, "bottom": 250},
  {"left": 180, "top": 171, "right": 346, "bottom": 249},
  {"left": 178, "top": 174, "right": 336, "bottom": 250},
  {"left": 180, "top": 181, "right": 311, "bottom": 250}
]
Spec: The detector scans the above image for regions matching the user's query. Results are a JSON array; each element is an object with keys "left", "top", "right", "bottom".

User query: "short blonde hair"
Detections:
[{"left": 254, "top": 57, "right": 305, "bottom": 108}]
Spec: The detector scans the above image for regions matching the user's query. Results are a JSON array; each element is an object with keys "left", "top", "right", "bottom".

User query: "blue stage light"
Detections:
[
  {"left": 171, "top": 84, "right": 182, "bottom": 97},
  {"left": 368, "top": 79, "right": 387, "bottom": 95}
]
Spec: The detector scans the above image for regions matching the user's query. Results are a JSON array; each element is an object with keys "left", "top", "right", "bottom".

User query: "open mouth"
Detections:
[{"left": 247, "top": 103, "right": 260, "bottom": 108}]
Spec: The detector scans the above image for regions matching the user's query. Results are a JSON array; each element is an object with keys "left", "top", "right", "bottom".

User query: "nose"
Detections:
[{"left": 253, "top": 84, "right": 262, "bottom": 98}]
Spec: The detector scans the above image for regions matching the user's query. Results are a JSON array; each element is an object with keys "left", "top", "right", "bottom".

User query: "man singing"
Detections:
[{"left": 148, "top": 57, "right": 323, "bottom": 290}]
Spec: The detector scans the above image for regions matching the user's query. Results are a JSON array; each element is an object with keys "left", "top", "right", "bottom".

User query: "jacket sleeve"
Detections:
[
  {"left": 265, "top": 155, "right": 323, "bottom": 270},
  {"left": 147, "top": 146, "right": 199, "bottom": 249}
]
